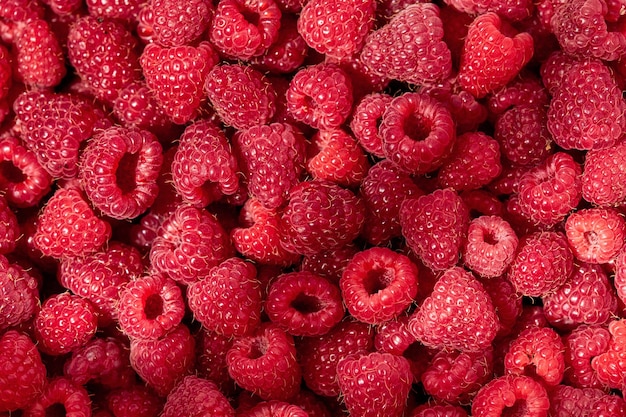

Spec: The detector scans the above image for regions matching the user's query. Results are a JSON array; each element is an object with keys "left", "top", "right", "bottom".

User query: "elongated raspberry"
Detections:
[
  {"left": 150, "top": 0, "right": 212, "bottom": 47},
  {"left": 582, "top": 140, "right": 626, "bottom": 206},
  {"left": 563, "top": 324, "right": 611, "bottom": 389},
  {"left": 162, "top": 375, "right": 234, "bottom": 417},
  {"left": 0, "top": 255, "right": 39, "bottom": 332},
  {"left": 462, "top": 215, "right": 519, "bottom": 278},
  {"left": 349, "top": 93, "right": 392, "bottom": 158},
  {"left": 565, "top": 207, "right": 626, "bottom": 264},
  {"left": 471, "top": 375, "right": 550, "bottom": 417},
  {"left": 591, "top": 319, "right": 626, "bottom": 392},
  {"left": 22, "top": 377, "right": 92, "bottom": 417}
]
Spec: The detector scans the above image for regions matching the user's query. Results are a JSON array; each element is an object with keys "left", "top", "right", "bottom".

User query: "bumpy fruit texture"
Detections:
[{"left": 161, "top": 376, "right": 234, "bottom": 417}]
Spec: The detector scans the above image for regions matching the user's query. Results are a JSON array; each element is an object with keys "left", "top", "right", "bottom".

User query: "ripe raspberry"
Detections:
[
  {"left": 299, "top": 244, "right": 359, "bottom": 284},
  {"left": 349, "top": 93, "right": 392, "bottom": 158},
  {"left": 460, "top": 189, "right": 505, "bottom": 218},
  {"left": 226, "top": 323, "right": 301, "bottom": 401},
  {"left": 471, "top": 375, "right": 549, "bottom": 417},
  {"left": 162, "top": 375, "right": 234, "bottom": 417},
  {"left": 482, "top": 276, "right": 523, "bottom": 339},
  {"left": 516, "top": 152, "right": 583, "bottom": 227},
  {"left": 589, "top": 394, "right": 626, "bottom": 417},
  {"left": 187, "top": 258, "right": 262, "bottom": 337},
  {"left": 591, "top": 319, "right": 626, "bottom": 391},
  {"left": 336, "top": 352, "right": 413, "bottom": 417},
  {"left": 486, "top": 72, "right": 550, "bottom": 117},
  {"left": 0, "top": 330, "right": 46, "bottom": 411},
  {"left": 563, "top": 324, "right": 611, "bottom": 389},
  {"left": 13, "top": 90, "right": 111, "bottom": 179},
  {"left": 112, "top": 81, "right": 173, "bottom": 137},
  {"left": 0, "top": 255, "right": 39, "bottom": 332},
  {"left": 105, "top": 385, "right": 164, "bottom": 417},
  {"left": 280, "top": 180, "right": 365, "bottom": 256},
  {"left": 538, "top": 49, "right": 578, "bottom": 95},
  {"left": 400, "top": 188, "right": 470, "bottom": 271},
  {"left": 241, "top": 401, "right": 308, "bottom": 417},
  {"left": 445, "top": 0, "right": 533, "bottom": 22},
  {"left": 195, "top": 329, "right": 236, "bottom": 395},
  {"left": 462, "top": 215, "right": 519, "bottom": 278},
  {"left": 150, "top": 0, "right": 212, "bottom": 47},
  {"left": 252, "top": 14, "right": 307, "bottom": 74},
  {"left": 34, "top": 292, "right": 98, "bottom": 355},
  {"left": 332, "top": 54, "right": 391, "bottom": 102},
  {"left": 129, "top": 323, "right": 196, "bottom": 397},
  {"left": 543, "top": 262, "right": 618, "bottom": 331},
  {"left": 85, "top": 0, "right": 144, "bottom": 24},
  {"left": 210, "top": 0, "right": 281, "bottom": 60},
  {"left": 170, "top": 119, "right": 240, "bottom": 207},
  {"left": 297, "top": 0, "right": 375, "bottom": 59},
  {"left": 458, "top": 12, "right": 534, "bottom": 98},
  {"left": 140, "top": 42, "right": 219, "bottom": 124},
  {"left": 410, "top": 404, "right": 469, "bottom": 417},
  {"left": 582, "top": 140, "right": 626, "bottom": 206},
  {"left": 379, "top": 92, "right": 455, "bottom": 176},
  {"left": 565, "top": 207, "right": 626, "bottom": 264},
  {"left": 286, "top": 63, "right": 353, "bottom": 130},
  {"left": 615, "top": 248, "right": 626, "bottom": 306},
  {"left": 0, "top": 196, "right": 17, "bottom": 255},
  {"left": 34, "top": 187, "right": 112, "bottom": 259},
  {"left": 150, "top": 204, "right": 232, "bottom": 285},
  {"left": 548, "top": 385, "right": 605, "bottom": 417},
  {"left": 233, "top": 122, "right": 306, "bottom": 209},
  {"left": 22, "top": 377, "right": 92, "bottom": 417},
  {"left": 360, "top": 3, "right": 452, "bottom": 85}
]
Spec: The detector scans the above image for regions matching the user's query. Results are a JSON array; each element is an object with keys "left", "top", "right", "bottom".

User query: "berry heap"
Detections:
[{"left": 1, "top": 0, "right": 626, "bottom": 416}]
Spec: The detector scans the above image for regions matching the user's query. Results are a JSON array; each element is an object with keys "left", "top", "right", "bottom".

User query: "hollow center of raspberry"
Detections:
[
  {"left": 44, "top": 403, "right": 66, "bottom": 417},
  {"left": 290, "top": 293, "right": 322, "bottom": 314},
  {"left": 363, "top": 268, "right": 392, "bottom": 295},
  {"left": 483, "top": 230, "right": 499, "bottom": 246},
  {"left": 502, "top": 400, "right": 527, "bottom": 417},
  {"left": 241, "top": 9, "right": 260, "bottom": 27},
  {"left": 248, "top": 337, "right": 268, "bottom": 359},
  {"left": 584, "top": 230, "right": 598, "bottom": 245},
  {"left": 0, "top": 161, "right": 25, "bottom": 183},
  {"left": 403, "top": 112, "right": 431, "bottom": 142},
  {"left": 144, "top": 293, "right": 164, "bottom": 320},
  {"left": 116, "top": 152, "right": 139, "bottom": 194}
]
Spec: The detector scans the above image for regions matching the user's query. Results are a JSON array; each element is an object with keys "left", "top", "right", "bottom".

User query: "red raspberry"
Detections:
[
  {"left": 252, "top": 14, "right": 307, "bottom": 74},
  {"left": 286, "top": 63, "right": 353, "bottom": 130},
  {"left": 332, "top": 54, "right": 391, "bottom": 102},
  {"left": 445, "top": 0, "right": 533, "bottom": 21},
  {"left": 150, "top": 0, "right": 212, "bottom": 47},
  {"left": 279, "top": 180, "right": 365, "bottom": 256},
  {"left": 210, "top": 0, "right": 281, "bottom": 60},
  {"left": 0, "top": 197, "right": 17, "bottom": 255},
  {"left": 297, "top": 0, "right": 375, "bottom": 59},
  {"left": 226, "top": 323, "right": 301, "bottom": 401},
  {"left": 538, "top": 49, "right": 578, "bottom": 95},
  {"left": 563, "top": 324, "right": 611, "bottom": 389},
  {"left": 547, "top": 385, "right": 605, "bottom": 417},
  {"left": 86, "top": 0, "right": 144, "bottom": 24},
  {"left": 170, "top": 120, "right": 240, "bottom": 207},
  {"left": 129, "top": 323, "right": 196, "bottom": 397},
  {"left": 565, "top": 207, "right": 626, "bottom": 264},
  {"left": 233, "top": 122, "right": 306, "bottom": 209},
  {"left": 241, "top": 401, "right": 308, "bottom": 417},
  {"left": 360, "top": 3, "right": 452, "bottom": 85},
  {"left": 105, "top": 385, "right": 164, "bottom": 417},
  {"left": 471, "top": 375, "right": 549, "bottom": 417},
  {"left": 299, "top": 244, "right": 359, "bottom": 284},
  {"left": 482, "top": 276, "right": 523, "bottom": 339},
  {"left": 458, "top": 12, "right": 534, "bottom": 98},
  {"left": 589, "top": 394, "right": 626, "bottom": 417},
  {"left": 34, "top": 187, "right": 112, "bottom": 259},
  {"left": 13, "top": 90, "right": 111, "bottom": 179},
  {"left": 591, "top": 319, "right": 626, "bottom": 391},
  {"left": 336, "top": 352, "right": 413, "bottom": 417},
  {"left": 516, "top": 152, "right": 583, "bottom": 227},
  {"left": 582, "top": 140, "right": 626, "bottom": 206},
  {"left": 460, "top": 189, "right": 505, "bottom": 218},
  {"left": 0, "top": 330, "right": 46, "bottom": 411},
  {"left": 112, "top": 81, "right": 173, "bottom": 137},
  {"left": 265, "top": 271, "right": 344, "bottom": 336},
  {"left": 340, "top": 247, "right": 418, "bottom": 325},
  {"left": 149, "top": 204, "right": 232, "bottom": 285},
  {"left": 543, "top": 262, "right": 618, "bottom": 331},
  {"left": 615, "top": 248, "right": 626, "bottom": 306},
  {"left": 410, "top": 404, "right": 469, "bottom": 417},
  {"left": 195, "top": 329, "right": 236, "bottom": 395},
  {"left": 41, "top": 0, "right": 82, "bottom": 15},
  {"left": 140, "top": 42, "right": 219, "bottom": 124},
  {"left": 462, "top": 215, "right": 519, "bottom": 278},
  {"left": 0, "top": 255, "right": 39, "bottom": 332},
  {"left": 187, "top": 258, "right": 262, "bottom": 337},
  {"left": 349, "top": 93, "right": 392, "bottom": 158},
  {"left": 162, "top": 375, "right": 234, "bottom": 417},
  {"left": 486, "top": 72, "right": 550, "bottom": 117},
  {"left": 400, "top": 188, "right": 470, "bottom": 272},
  {"left": 22, "top": 377, "right": 92, "bottom": 417},
  {"left": 379, "top": 92, "right": 455, "bottom": 176},
  {"left": 306, "top": 128, "right": 370, "bottom": 187},
  {"left": 34, "top": 292, "right": 98, "bottom": 355}
]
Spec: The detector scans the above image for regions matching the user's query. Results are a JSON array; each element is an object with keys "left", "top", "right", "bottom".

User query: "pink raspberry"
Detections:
[
  {"left": 582, "top": 139, "right": 626, "bottom": 206},
  {"left": 112, "top": 81, "right": 173, "bottom": 137},
  {"left": 299, "top": 244, "right": 359, "bottom": 284},
  {"left": 41, "top": 0, "right": 82, "bottom": 15},
  {"left": 591, "top": 319, "right": 626, "bottom": 392},
  {"left": 162, "top": 375, "right": 234, "bottom": 417},
  {"left": 150, "top": 0, "right": 212, "bottom": 47},
  {"left": 360, "top": 3, "right": 452, "bottom": 85},
  {"left": 563, "top": 324, "right": 611, "bottom": 389},
  {"left": 565, "top": 207, "right": 626, "bottom": 264},
  {"left": 22, "top": 377, "right": 92, "bottom": 417},
  {"left": 471, "top": 375, "right": 549, "bottom": 417},
  {"left": 0, "top": 255, "right": 39, "bottom": 332},
  {"left": 105, "top": 385, "right": 164, "bottom": 417},
  {"left": 349, "top": 93, "right": 392, "bottom": 158}
]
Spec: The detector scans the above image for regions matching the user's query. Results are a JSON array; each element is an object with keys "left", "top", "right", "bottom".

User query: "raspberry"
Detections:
[
  {"left": 543, "top": 262, "right": 618, "bottom": 331},
  {"left": 340, "top": 247, "right": 418, "bottom": 325},
  {"left": 349, "top": 93, "right": 393, "bottom": 158},
  {"left": 538, "top": 49, "right": 578, "bottom": 95},
  {"left": 112, "top": 81, "right": 173, "bottom": 137},
  {"left": 0, "top": 330, "right": 46, "bottom": 411},
  {"left": 486, "top": 72, "right": 550, "bottom": 117},
  {"left": 233, "top": 122, "right": 306, "bottom": 210},
  {"left": 226, "top": 323, "right": 301, "bottom": 401},
  {"left": 563, "top": 324, "right": 611, "bottom": 389},
  {"left": 279, "top": 180, "right": 365, "bottom": 256},
  {"left": 410, "top": 404, "right": 469, "bottom": 417},
  {"left": 251, "top": 14, "right": 307, "bottom": 74},
  {"left": 458, "top": 12, "right": 534, "bottom": 98},
  {"left": 547, "top": 385, "right": 605, "bottom": 417},
  {"left": 565, "top": 207, "right": 626, "bottom": 264},
  {"left": 210, "top": 0, "right": 281, "bottom": 60},
  {"left": 286, "top": 63, "right": 353, "bottom": 130},
  {"left": 86, "top": 0, "right": 144, "bottom": 23},
  {"left": 42, "top": 0, "right": 82, "bottom": 15},
  {"left": 516, "top": 152, "right": 583, "bottom": 227},
  {"left": 150, "top": 0, "right": 212, "bottom": 47},
  {"left": 105, "top": 385, "right": 164, "bottom": 417},
  {"left": 0, "top": 197, "right": 18, "bottom": 255},
  {"left": 445, "top": 0, "right": 533, "bottom": 22},
  {"left": 149, "top": 204, "right": 232, "bottom": 285},
  {"left": 0, "top": 255, "right": 39, "bottom": 332},
  {"left": 462, "top": 215, "right": 519, "bottom": 279},
  {"left": 460, "top": 189, "right": 505, "bottom": 218},
  {"left": 332, "top": 54, "right": 391, "bottom": 102},
  {"left": 241, "top": 401, "right": 308, "bottom": 417},
  {"left": 615, "top": 248, "right": 626, "bottom": 306},
  {"left": 297, "top": 0, "right": 375, "bottom": 59},
  {"left": 471, "top": 375, "right": 549, "bottom": 417},
  {"left": 360, "top": 3, "right": 452, "bottom": 85},
  {"left": 409, "top": 267, "right": 499, "bottom": 352},
  {"left": 589, "top": 394, "right": 626, "bottom": 417},
  {"left": 162, "top": 375, "right": 234, "bottom": 417},
  {"left": 379, "top": 92, "right": 455, "bottom": 176},
  {"left": 187, "top": 258, "right": 262, "bottom": 337},
  {"left": 34, "top": 292, "right": 98, "bottom": 355},
  {"left": 400, "top": 188, "right": 470, "bottom": 272},
  {"left": 265, "top": 271, "right": 344, "bottom": 336},
  {"left": 22, "top": 377, "right": 92, "bottom": 417},
  {"left": 582, "top": 140, "right": 626, "bottom": 206},
  {"left": 591, "top": 319, "right": 626, "bottom": 391},
  {"left": 299, "top": 244, "right": 359, "bottom": 284},
  {"left": 195, "top": 329, "right": 236, "bottom": 395},
  {"left": 34, "top": 187, "right": 112, "bottom": 259},
  {"left": 336, "top": 352, "right": 413, "bottom": 417},
  {"left": 0, "top": 44, "right": 10, "bottom": 96},
  {"left": 170, "top": 120, "right": 240, "bottom": 207}
]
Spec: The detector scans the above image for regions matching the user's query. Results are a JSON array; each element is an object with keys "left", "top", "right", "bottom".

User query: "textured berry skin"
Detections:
[
  {"left": 616, "top": 248, "right": 626, "bottom": 306},
  {"left": 0, "top": 330, "right": 46, "bottom": 411},
  {"left": 349, "top": 93, "right": 392, "bottom": 158},
  {"left": 548, "top": 385, "right": 605, "bottom": 417},
  {"left": 582, "top": 140, "right": 626, "bottom": 206},
  {"left": 286, "top": 63, "right": 353, "bottom": 130},
  {"left": 0, "top": 193, "right": 18, "bottom": 253},
  {"left": 242, "top": 401, "right": 308, "bottom": 417},
  {"left": 400, "top": 188, "right": 470, "bottom": 271},
  {"left": 0, "top": 44, "right": 10, "bottom": 99},
  {"left": 187, "top": 258, "right": 262, "bottom": 337},
  {"left": 80, "top": 126, "right": 163, "bottom": 220},
  {"left": 336, "top": 352, "right": 413, "bottom": 417},
  {"left": 265, "top": 271, "right": 344, "bottom": 336},
  {"left": 85, "top": 0, "right": 144, "bottom": 23},
  {"left": 517, "top": 152, "right": 583, "bottom": 227},
  {"left": 297, "top": 0, "right": 375, "bottom": 59},
  {"left": 162, "top": 376, "right": 234, "bottom": 417},
  {"left": 379, "top": 92, "right": 456, "bottom": 176},
  {"left": 252, "top": 14, "right": 307, "bottom": 74},
  {"left": 112, "top": 81, "right": 173, "bottom": 138},
  {"left": 34, "top": 187, "right": 112, "bottom": 259},
  {"left": 462, "top": 215, "right": 519, "bottom": 278},
  {"left": 195, "top": 329, "right": 235, "bottom": 395},
  {"left": 171, "top": 120, "right": 240, "bottom": 207},
  {"left": 0, "top": 255, "right": 39, "bottom": 332},
  {"left": 150, "top": 204, "right": 233, "bottom": 285},
  {"left": 487, "top": 73, "right": 550, "bottom": 117},
  {"left": 563, "top": 324, "right": 611, "bottom": 389},
  {"left": 300, "top": 244, "right": 359, "bottom": 284},
  {"left": 458, "top": 12, "right": 534, "bottom": 98},
  {"left": 226, "top": 323, "right": 301, "bottom": 401},
  {"left": 105, "top": 385, "right": 164, "bottom": 417},
  {"left": 565, "top": 207, "right": 626, "bottom": 264},
  {"left": 150, "top": 0, "right": 212, "bottom": 47},
  {"left": 22, "top": 377, "right": 91, "bottom": 417},
  {"left": 360, "top": 3, "right": 452, "bottom": 85},
  {"left": 233, "top": 122, "right": 306, "bottom": 210},
  {"left": 444, "top": 0, "right": 533, "bottom": 22},
  {"left": 471, "top": 375, "right": 549, "bottom": 417},
  {"left": 591, "top": 319, "right": 626, "bottom": 392},
  {"left": 280, "top": 180, "right": 365, "bottom": 256},
  {"left": 482, "top": 276, "right": 523, "bottom": 339},
  {"left": 410, "top": 404, "right": 469, "bottom": 417},
  {"left": 340, "top": 247, "right": 418, "bottom": 325},
  {"left": 547, "top": 59, "right": 626, "bottom": 151}
]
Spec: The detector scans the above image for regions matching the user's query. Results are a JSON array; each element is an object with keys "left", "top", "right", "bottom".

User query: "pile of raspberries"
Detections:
[{"left": 1, "top": 0, "right": 626, "bottom": 415}]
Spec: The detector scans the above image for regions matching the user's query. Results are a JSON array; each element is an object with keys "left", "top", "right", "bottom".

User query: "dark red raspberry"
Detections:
[
  {"left": 482, "top": 276, "right": 523, "bottom": 339},
  {"left": 195, "top": 329, "right": 236, "bottom": 395},
  {"left": 582, "top": 139, "right": 626, "bottom": 207},
  {"left": 548, "top": 385, "right": 605, "bottom": 417},
  {"left": 360, "top": 3, "right": 452, "bottom": 85},
  {"left": 615, "top": 248, "right": 626, "bottom": 307},
  {"left": 112, "top": 81, "right": 173, "bottom": 138},
  {"left": 105, "top": 385, "right": 164, "bottom": 417},
  {"left": 379, "top": 92, "right": 455, "bottom": 176},
  {"left": 460, "top": 189, "right": 505, "bottom": 218},
  {"left": 332, "top": 54, "right": 391, "bottom": 102},
  {"left": 588, "top": 393, "right": 626, "bottom": 417},
  {"left": 410, "top": 403, "right": 469, "bottom": 417},
  {"left": 444, "top": 0, "right": 533, "bottom": 22},
  {"left": 471, "top": 375, "right": 549, "bottom": 417},
  {"left": 462, "top": 215, "right": 519, "bottom": 278},
  {"left": 41, "top": 0, "right": 82, "bottom": 15},
  {"left": 150, "top": 0, "right": 212, "bottom": 47},
  {"left": 486, "top": 73, "right": 550, "bottom": 117},
  {"left": 565, "top": 207, "right": 626, "bottom": 264},
  {"left": 591, "top": 319, "right": 626, "bottom": 391},
  {"left": 0, "top": 197, "right": 18, "bottom": 255},
  {"left": 252, "top": 14, "right": 307, "bottom": 74},
  {"left": 22, "top": 377, "right": 92, "bottom": 417},
  {"left": 349, "top": 93, "right": 392, "bottom": 158},
  {"left": 0, "top": 255, "right": 39, "bottom": 332},
  {"left": 241, "top": 401, "right": 308, "bottom": 417},
  {"left": 563, "top": 324, "right": 611, "bottom": 389},
  {"left": 162, "top": 375, "right": 234, "bottom": 417},
  {"left": 299, "top": 244, "right": 359, "bottom": 284}
]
